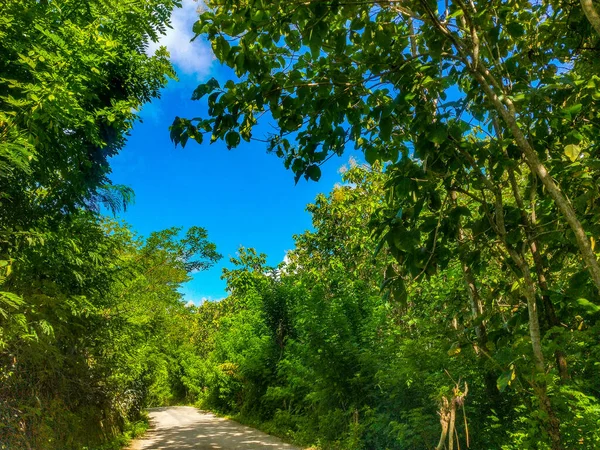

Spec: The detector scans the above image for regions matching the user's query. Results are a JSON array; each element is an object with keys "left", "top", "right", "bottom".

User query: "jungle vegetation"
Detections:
[{"left": 2, "top": 0, "right": 600, "bottom": 449}]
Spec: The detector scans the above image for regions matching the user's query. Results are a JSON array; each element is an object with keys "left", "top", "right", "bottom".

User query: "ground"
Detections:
[{"left": 129, "top": 406, "right": 301, "bottom": 450}]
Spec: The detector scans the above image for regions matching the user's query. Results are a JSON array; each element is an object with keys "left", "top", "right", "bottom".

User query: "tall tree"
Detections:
[
  {"left": 173, "top": 0, "right": 600, "bottom": 293},
  {"left": 0, "top": 0, "right": 176, "bottom": 224},
  {"left": 173, "top": 1, "right": 600, "bottom": 446},
  {"left": 0, "top": 1, "right": 201, "bottom": 448}
]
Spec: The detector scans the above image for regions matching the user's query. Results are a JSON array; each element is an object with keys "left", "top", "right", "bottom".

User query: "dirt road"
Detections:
[{"left": 129, "top": 406, "right": 301, "bottom": 450}]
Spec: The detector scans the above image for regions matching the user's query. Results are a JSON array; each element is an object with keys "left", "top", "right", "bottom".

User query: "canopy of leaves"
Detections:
[
  {"left": 0, "top": 0, "right": 176, "bottom": 224},
  {"left": 4, "top": 0, "right": 600, "bottom": 448},
  {"left": 171, "top": 3, "right": 600, "bottom": 447},
  {"left": 176, "top": 166, "right": 600, "bottom": 449},
  {"left": 0, "top": 1, "right": 204, "bottom": 448}
]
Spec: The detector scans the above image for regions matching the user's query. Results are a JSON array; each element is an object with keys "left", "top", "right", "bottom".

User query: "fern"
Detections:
[{"left": 0, "top": 291, "right": 23, "bottom": 319}]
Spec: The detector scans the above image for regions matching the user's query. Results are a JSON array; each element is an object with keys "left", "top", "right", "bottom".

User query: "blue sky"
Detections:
[{"left": 109, "top": 0, "right": 356, "bottom": 304}]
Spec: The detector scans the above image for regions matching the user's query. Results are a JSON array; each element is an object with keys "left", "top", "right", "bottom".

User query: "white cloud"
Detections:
[
  {"left": 184, "top": 296, "right": 226, "bottom": 306},
  {"left": 282, "top": 251, "right": 291, "bottom": 266},
  {"left": 266, "top": 251, "right": 294, "bottom": 279},
  {"left": 147, "top": 0, "right": 214, "bottom": 77}
]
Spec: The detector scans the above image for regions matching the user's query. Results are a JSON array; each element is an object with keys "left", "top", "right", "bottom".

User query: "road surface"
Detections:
[{"left": 129, "top": 406, "right": 301, "bottom": 450}]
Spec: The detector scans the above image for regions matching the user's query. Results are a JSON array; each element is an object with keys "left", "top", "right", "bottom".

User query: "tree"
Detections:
[
  {"left": 0, "top": 215, "right": 221, "bottom": 449},
  {"left": 173, "top": 2, "right": 600, "bottom": 447},
  {"left": 0, "top": 1, "right": 209, "bottom": 447},
  {"left": 174, "top": 0, "right": 600, "bottom": 297},
  {"left": 0, "top": 0, "right": 176, "bottom": 224}
]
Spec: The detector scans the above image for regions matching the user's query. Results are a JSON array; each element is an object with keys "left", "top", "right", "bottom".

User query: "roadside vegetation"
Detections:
[{"left": 2, "top": 0, "right": 600, "bottom": 449}]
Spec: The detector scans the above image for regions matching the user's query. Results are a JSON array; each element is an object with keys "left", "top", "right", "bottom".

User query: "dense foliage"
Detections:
[
  {"left": 0, "top": 217, "right": 220, "bottom": 449},
  {"left": 0, "top": 1, "right": 217, "bottom": 448},
  {"left": 180, "top": 166, "right": 600, "bottom": 449},
  {"left": 170, "top": 0, "right": 600, "bottom": 448},
  {"left": 3, "top": 0, "right": 600, "bottom": 449}
]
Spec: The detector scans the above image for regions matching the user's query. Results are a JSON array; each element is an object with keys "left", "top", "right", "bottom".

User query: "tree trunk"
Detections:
[
  {"left": 448, "top": 402, "right": 456, "bottom": 450},
  {"left": 510, "top": 250, "right": 546, "bottom": 371},
  {"left": 501, "top": 143, "right": 570, "bottom": 381},
  {"left": 485, "top": 171, "right": 564, "bottom": 449},
  {"left": 436, "top": 383, "right": 468, "bottom": 450},
  {"left": 582, "top": 0, "right": 600, "bottom": 36},
  {"left": 472, "top": 70, "right": 600, "bottom": 295},
  {"left": 436, "top": 397, "right": 451, "bottom": 450},
  {"left": 508, "top": 248, "right": 564, "bottom": 450},
  {"left": 536, "top": 384, "right": 564, "bottom": 450}
]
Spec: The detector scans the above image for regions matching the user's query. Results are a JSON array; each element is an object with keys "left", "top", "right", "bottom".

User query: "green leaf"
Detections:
[
  {"left": 496, "top": 368, "right": 515, "bottom": 392},
  {"left": 448, "top": 344, "right": 461, "bottom": 356},
  {"left": 379, "top": 116, "right": 393, "bottom": 141},
  {"left": 305, "top": 164, "right": 322, "bottom": 181},
  {"left": 374, "top": 232, "right": 389, "bottom": 258},
  {"left": 576, "top": 298, "right": 600, "bottom": 314},
  {"left": 505, "top": 22, "right": 525, "bottom": 38},
  {"left": 564, "top": 144, "right": 581, "bottom": 162},
  {"left": 191, "top": 78, "right": 220, "bottom": 101},
  {"left": 0, "top": 291, "right": 24, "bottom": 309},
  {"left": 391, "top": 278, "right": 407, "bottom": 305},
  {"left": 448, "top": 9, "right": 464, "bottom": 19},
  {"left": 213, "top": 35, "right": 231, "bottom": 61},
  {"left": 193, "top": 132, "right": 204, "bottom": 145},
  {"left": 180, "top": 131, "right": 189, "bottom": 148},
  {"left": 428, "top": 124, "right": 446, "bottom": 144},
  {"left": 285, "top": 30, "right": 301, "bottom": 51},
  {"left": 562, "top": 103, "right": 582, "bottom": 116},
  {"left": 225, "top": 131, "right": 241, "bottom": 149},
  {"left": 192, "top": 20, "right": 203, "bottom": 35},
  {"left": 365, "top": 146, "right": 378, "bottom": 164},
  {"left": 563, "top": 103, "right": 583, "bottom": 114},
  {"left": 309, "top": 27, "right": 322, "bottom": 58}
]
